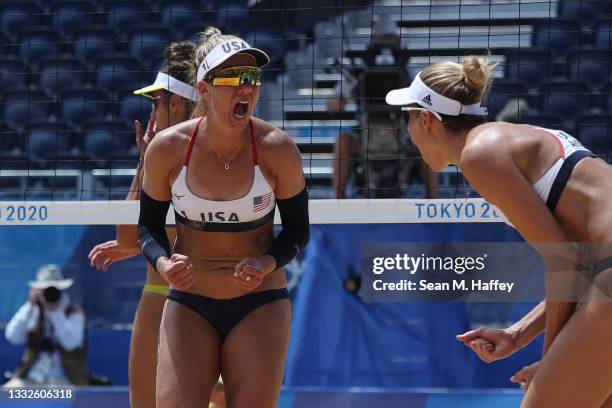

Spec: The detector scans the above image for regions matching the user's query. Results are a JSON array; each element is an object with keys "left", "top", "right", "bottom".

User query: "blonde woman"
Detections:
[
  {"left": 138, "top": 27, "right": 309, "bottom": 407},
  {"left": 387, "top": 57, "right": 612, "bottom": 407}
]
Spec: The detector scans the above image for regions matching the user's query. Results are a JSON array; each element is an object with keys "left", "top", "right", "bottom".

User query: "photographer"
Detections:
[{"left": 3, "top": 265, "right": 88, "bottom": 387}]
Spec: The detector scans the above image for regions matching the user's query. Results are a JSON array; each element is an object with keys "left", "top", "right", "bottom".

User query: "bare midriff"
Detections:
[{"left": 172, "top": 220, "right": 287, "bottom": 298}]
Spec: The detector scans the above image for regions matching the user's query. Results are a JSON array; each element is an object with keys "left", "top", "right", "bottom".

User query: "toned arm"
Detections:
[{"left": 261, "top": 129, "right": 309, "bottom": 271}]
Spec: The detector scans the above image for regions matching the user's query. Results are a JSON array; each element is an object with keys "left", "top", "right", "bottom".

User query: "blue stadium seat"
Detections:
[
  {"left": 88, "top": 153, "right": 139, "bottom": 200},
  {"left": 1, "top": 33, "right": 13, "bottom": 56},
  {"left": 128, "top": 26, "right": 172, "bottom": 65},
  {"left": 95, "top": 57, "right": 146, "bottom": 95},
  {"left": 26, "top": 122, "right": 73, "bottom": 159},
  {"left": 118, "top": 92, "right": 150, "bottom": 125},
  {"left": 0, "top": 173, "right": 22, "bottom": 196},
  {"left": 84, "top": 121, "right": 135, "bottom": 159},
  {"left": 540, "top": 82, "right": 590, "bottom": 122},
  {"left": 0, "top": 125, "right": 27, "bottom": 154},
  {"left": 216, "top": 0, "right": 249, "bottom": 31},
  {"left": 161, "top": 0, "right": 207, "bottom": 27},
  {"left": 504, "top": 50, "right": 553, "bottom": 92},
  {"left": 18, "top": 29, "right": 62, "bottom": 63},
  {"left": 578, "top": 114, "right": 612, "bottom": 125},
  {"left": 23, "top": 189, "right": 55, "bottom": 201},
  {"left": 177, "top": 15, "right": 219, "bottom": 41},
  {"left": 533, "top": 20, "right": 581, "bottom": 57},
  {"left": 2, "top": 90, "right": 53, "bottom": 130},
  {"left": 577, "top": 114, "right": 612, "bottom": 139},
  {"left": 577, "top": 121, "right": 612, "bottom": 154},
  {"left": 104, "top": 0, "right": 153, "bottom": 33},
  {"left": 0, "top": 57, "right": 30, "bottom": 92},
  {"left": 484, "top": 82, "right": 527, "bottom": 120},
  {"left": 243, "top": 28, "right": 285, "bottom": 64},
  {"left": 1, "top": 2, "right": 43, "bottom": 40},
  {"left": 38, "top": 57, "right": 86, "bottom": 95},
  {"left": 60, "top": 90, "right": 111, "bottom": 127},
  {"left": 0, "top": 148, "right": 29, "bottom": 172},
  {"left": 559, "top": 0, "right": 611, "bottom": 27},
  {"left": 568, "top": 50, "right": 611, "bottom": 91},
  {"left": 52, "top": 1, "right": 96, "bottom": 37},
  {"left": 173, "top": 7, "right": 219, "bottom": 39},
  {"left": 73, "top": 28, "right": 117, "bottom": 63},
  {"left": 595, "top": 19, "right": 612, "bottom": 49},
  {"left": 521, "top": 114, "right": 566, "bottom": 131}
]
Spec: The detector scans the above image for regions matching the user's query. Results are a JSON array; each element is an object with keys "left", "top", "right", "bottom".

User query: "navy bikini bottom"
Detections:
[
  {"left": 594, "top": 256, "right": 612, "bottom": 277},
  {"left": 167, "top": 288, "right": 289, "bottom": 340}
]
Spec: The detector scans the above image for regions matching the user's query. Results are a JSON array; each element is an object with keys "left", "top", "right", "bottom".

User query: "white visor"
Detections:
[
  {"left": 385, "top": 71, "right": 487, "bottom": 118},
  {"left": 196, "top": 39, "right": 270, "bottom": 83},
  {"left": 134, "top": 72, "right": 200, "bottom": 102}
]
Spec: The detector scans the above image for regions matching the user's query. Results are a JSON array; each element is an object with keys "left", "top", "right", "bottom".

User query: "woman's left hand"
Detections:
[
  {"left": 234, "top": 257, "right": 265, "bottom": 292},
  {"left": 89, "top": 240, "right": 141, "bottom": 272},
  {"left": 510, "top": 360, "right": 540, "bottom": 392}
]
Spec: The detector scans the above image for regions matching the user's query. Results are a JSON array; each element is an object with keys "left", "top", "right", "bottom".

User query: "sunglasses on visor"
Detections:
[{"left": 206, "top": 66, "right": 263, "bottom": 87}]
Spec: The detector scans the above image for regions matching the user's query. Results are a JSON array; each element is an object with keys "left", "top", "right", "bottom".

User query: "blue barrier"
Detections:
[
  {"left": 0, "top": 223, "right": 542, "bottom": 391},
  {"left": 286, "top": 223, "right": 542, "bottom": 389},
  {"left": 0, "top": 387, "right": 523, "bottom": 408}
]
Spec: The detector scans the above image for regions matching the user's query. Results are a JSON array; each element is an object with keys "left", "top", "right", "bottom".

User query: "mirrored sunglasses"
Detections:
[{"left": 207, "top": 66, "right": 263, "bottom": 87}]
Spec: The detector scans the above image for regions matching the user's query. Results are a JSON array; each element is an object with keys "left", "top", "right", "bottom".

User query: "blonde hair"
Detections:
[
  {"left": 419, "top": 56, "right": 496, "bottom": 129},
  {"left": 193, "top": 27, "right": 243, "bottom": 117}
]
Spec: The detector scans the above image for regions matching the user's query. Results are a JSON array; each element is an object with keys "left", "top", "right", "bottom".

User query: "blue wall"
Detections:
[{"left": 0, "top": 223, "right": 542, "bottom": 389}]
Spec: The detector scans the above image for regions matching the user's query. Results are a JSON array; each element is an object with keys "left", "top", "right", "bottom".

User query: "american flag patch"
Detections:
[{"left": 253, "top": 192, "right": 272, "bottom": 212}]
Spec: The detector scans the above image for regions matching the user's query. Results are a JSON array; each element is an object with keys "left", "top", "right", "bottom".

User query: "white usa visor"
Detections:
[
  {"left": 385, "top": 71, "right": 487, "bottom": 119},
  {"left": 134, "top": 72, "right": 200, "bottom": 102},
  {"left": 196, "top": 39, "right": 270, "bottom": 83}
]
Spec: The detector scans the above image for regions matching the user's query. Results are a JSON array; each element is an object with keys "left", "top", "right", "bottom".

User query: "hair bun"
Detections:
[
  {"left": 462, "top": 56, "right": 493, "bottom": 99},
  {"left": 165, "top": 41, "right": 196, "bottom": 64},
  {"left": 201, "top": 26, "right": 223, "bottom": 44}
]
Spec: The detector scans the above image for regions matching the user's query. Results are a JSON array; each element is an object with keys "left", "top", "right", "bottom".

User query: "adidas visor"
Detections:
[
  {"left": 385, "top": 71, "right": 487, "bottom": 121},
  {"left": 134, "top": 72, "right": 200, "bottom": 102},
  {"left": 196, "top": 39, "right": 270, "bottom": 83}
]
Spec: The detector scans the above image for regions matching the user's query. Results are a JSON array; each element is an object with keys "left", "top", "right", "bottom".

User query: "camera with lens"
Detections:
[{"left": 43, "top": 287, "right": 61, "bottom": 304}]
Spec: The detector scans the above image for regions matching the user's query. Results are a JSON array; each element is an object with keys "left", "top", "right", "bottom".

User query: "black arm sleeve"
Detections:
[
  {"left": 264, "top": 187, "right": 310, "bottom": 270},
  {"left": 138, "top": 190, "right": 171, "bottom": 273}
]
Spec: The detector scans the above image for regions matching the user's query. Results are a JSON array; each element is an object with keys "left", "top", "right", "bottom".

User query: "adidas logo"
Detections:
[{"left": 422, "top": 95, "right": 432, "bottom": 106}]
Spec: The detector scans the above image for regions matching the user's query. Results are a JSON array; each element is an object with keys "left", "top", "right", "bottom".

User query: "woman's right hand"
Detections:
[
  {"left": 456, "top": 327, "right": 519, "bottom": 363},
  {"left": 136, "top": 111, "right": 158, "bottom": 163},
  {"left": 157, "top": 254, "right": 195, "bottom": 291},
  {"left": 89, "top": 240, "right": 141, "bottom": 272}
]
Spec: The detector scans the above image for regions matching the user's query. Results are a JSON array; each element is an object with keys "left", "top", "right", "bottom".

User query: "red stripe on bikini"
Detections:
[
  {"left": 250, "top": 119, "right": 258, "bottom": 165},
  {"left": 184, "top": 117, "right": 205, "bottom": 166}
]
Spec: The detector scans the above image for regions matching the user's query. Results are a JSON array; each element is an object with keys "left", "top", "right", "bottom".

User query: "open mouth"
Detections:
[{"left": 233, "top": 101, "right": 249, "bottom": 118}]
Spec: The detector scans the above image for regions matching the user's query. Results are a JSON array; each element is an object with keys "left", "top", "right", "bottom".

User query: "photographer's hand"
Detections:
[{"left": 28, "top": 288, "right": 42, "bottom": 304}]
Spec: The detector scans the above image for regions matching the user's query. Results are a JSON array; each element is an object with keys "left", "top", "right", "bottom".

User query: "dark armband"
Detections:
[
  {"left": 138, "top": 190, "right": 171, "bottom": 273},
  {"left": 264, "top": 187, "right": 310, "bottom": 270}
]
